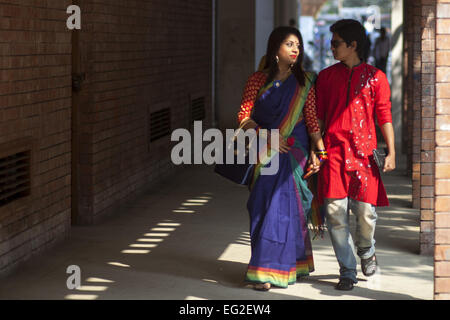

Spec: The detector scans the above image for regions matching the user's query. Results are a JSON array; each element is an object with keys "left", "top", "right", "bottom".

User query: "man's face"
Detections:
[{"left": 330, "top": 33, "right": 356, "bottom": 62}]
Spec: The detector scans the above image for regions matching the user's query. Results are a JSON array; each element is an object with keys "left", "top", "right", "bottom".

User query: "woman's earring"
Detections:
[{"left": 276, "top": 56, "right": 279, "bottom": 63}]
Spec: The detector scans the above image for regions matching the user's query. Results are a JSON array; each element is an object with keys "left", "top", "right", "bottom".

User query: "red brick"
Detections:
[
  {"left": 422, "top": 210, "right": 435, "bottom": 221},
  {"left": 437, "top": 99, "right": 450, "bottom": 115},
  {"left": 435, "top": 277, "right": 450, "bottom": 293},
  {"left": 422, "top": 186, "right": 435, "bottom": 197},
  {"left": 436, "top": 245, "right": 450, "bottom": 260},
  {"left": 436, "top": 262, "right": 450, "bottom": 277},
  {"left": 421, "top": 197, "right": 435, "bottom": 209},
  {"left": 436, "top": 147, "right": 450, "bottom": 162},
  {"left": 421, "top": 221, "right": 434, "bottom": 232},
  {"left": 436, "top": 228, "right": 450, "bottom": 243},
  {"left": 437, "top": 67, "right": 450, "bottom": 82},
  {"left": 437, "top": 177, "right": 450, "bottom": 195},
  {"left": 438, "top": 3, "right": 450, "bottom": 18},
  {"left": 436, "top": 212, "right": 450, "bottom": 227},
  {"left": 437, "top": 131, "right": 450, "bottom": 146},
  {"left": 437, "top": 35, "right": 450, "bottom": 49},
  {"left": 436, "top": 163, "right": 450, "bottom": 178},
  {"left": 438, "top": 19, "right": 450, "bottom": 34},
  {"left": 436, "top": 196, "right": 450, "bottom": 212},
  {"left": 437, "top": 83, "right": 450, "bottom": 98}
]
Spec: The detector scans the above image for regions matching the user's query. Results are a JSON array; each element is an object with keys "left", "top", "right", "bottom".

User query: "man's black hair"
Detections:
[{"left": 330, "top": 19, "right": 367, "bottom": 60}]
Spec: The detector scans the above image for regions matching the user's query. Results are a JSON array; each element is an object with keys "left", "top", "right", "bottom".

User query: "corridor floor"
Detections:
[{"left": 0, "top": 164, "right": 433, "bottom": 300}]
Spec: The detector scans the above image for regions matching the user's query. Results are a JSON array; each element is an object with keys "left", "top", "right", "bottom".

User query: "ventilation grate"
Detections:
[
  {"left": 150, "top": 108, "right": 171, "bottom": 142},
  {"left": 0, "top": 150, "right": 31, "bottom": 207},
  {"left": 191, "top": 97, "right": 205, "bottom": 123}
]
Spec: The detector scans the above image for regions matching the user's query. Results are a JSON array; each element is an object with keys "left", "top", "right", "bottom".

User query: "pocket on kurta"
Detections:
[{"left": 260, "top": 191, "right": 291, "bottom": 243}]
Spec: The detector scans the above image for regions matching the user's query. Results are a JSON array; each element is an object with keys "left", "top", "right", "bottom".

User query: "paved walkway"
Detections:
[{"left": 0, "top": 162, "right": 433, "bottom": 300}]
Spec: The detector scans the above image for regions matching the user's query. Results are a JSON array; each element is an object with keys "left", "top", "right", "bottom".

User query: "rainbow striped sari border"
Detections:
[{"left": 245, "top": 256, "right": 315, "bottom": 288}]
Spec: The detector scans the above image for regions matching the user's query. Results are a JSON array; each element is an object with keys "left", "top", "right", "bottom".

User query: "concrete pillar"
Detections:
[
  {"left": 255, "top": 0, "right": 275, "bottom": 70},
  {"left": 391, "top": 0, "right": 404, "bottom": 155},
  {"left": 275, "top": 0, "right": 300, "bottom": 27},
  {"left": 216, "top": 0, "right": 256, "bottom": 130}
]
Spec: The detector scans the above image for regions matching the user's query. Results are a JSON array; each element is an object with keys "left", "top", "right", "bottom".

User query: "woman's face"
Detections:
[{"left": 277, "top": 34, "right": 301, "bottom": 66}]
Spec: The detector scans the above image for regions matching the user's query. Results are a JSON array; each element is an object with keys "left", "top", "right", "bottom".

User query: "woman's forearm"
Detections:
[
  {"left": 310, "top": 131, "right": 325, "bottom": 151},
  {"left": 240, "top": 118, "right": 258, "bottom": 130}
]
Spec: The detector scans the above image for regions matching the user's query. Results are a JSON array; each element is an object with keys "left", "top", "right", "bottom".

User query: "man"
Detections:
[{"left": 315, "top": 19, "right": 396, "bottom": 291}]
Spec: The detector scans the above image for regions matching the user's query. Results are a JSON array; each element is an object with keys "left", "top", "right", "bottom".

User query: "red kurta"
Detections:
[{"left": 315, "top": 62, "right": 392, "bottom": 207}]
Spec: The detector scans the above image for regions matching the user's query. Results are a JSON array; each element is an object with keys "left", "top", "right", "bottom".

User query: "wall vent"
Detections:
[
  {"left": 149, "top": 108, "right": 171, "bottom": 142},
  {"left": 0, "top": 150, "right": 31, "bottom": 207},
  {"left": 191, "top": 97, "right": 205, "bottom": 123}
]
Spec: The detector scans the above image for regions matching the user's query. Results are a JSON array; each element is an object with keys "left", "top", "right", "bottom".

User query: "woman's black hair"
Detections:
[
  {"left": 262, "top": 26, "right": 306, "bottom": 87},
  {"left": 330, "top": 19, "right": 367, "bottom": 60}
]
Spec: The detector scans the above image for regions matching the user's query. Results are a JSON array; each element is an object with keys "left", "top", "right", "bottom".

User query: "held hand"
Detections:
[
  {"left": 308, "top": 151, "right": 321, "bottom": 173},
  {"left": 383, "top": 153, "right": 396, "bottom": 172},
  {"left": 304, "top": 150, "right": 327, "bottom": 179}
]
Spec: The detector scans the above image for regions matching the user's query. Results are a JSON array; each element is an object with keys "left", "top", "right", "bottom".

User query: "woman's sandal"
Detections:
[{"left": 253, "top": 283, "right": 271, "bottom": 291}]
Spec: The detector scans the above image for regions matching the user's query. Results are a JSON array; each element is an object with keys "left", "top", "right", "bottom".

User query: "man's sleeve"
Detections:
[{"left": 374, "top": 71, "right": 393, "bottom": 126}]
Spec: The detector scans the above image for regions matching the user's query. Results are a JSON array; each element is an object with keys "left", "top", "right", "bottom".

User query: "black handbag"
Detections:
[
  {"left": 372, "top": 148, "right": 388, "bottom": 172},
  {"left": 214, "top": 127, "right": 257, "bottom": 185}
]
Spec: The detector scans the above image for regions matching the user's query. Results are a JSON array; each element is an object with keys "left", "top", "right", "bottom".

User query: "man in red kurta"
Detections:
[{"left": 315, "top": 19, "right": 396, "bottom": 291}]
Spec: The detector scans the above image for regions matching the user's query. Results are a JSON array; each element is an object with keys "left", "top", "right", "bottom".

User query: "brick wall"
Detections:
[
  {"left": 74, "top": 0, "right": 212, "bottom": 224},
  {"left": 435, "top": 0, "right": 450, "bottom": 300},
  {"left": 421, "top": 0, "right": 437, "bottom": 255},
  {"left": 403, "top": 0, "right": 414, "bottom": 174},
  {"left": 411, "top": 0, "right": 423, "bottom": 211},
  {"left": 0, "top": 0, "right": 73, "bottom": 275}
]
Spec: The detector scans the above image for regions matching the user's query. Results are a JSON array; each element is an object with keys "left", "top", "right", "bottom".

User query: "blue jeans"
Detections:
[{"left": 323, "top": 198, "right": 377, "bottom": 283}]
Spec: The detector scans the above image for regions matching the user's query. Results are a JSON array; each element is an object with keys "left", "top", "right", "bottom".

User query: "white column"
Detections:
[
  {"left": 255, "top": 0, "right": 275, "bottom": 70},
  {"left": 391, "top": 0, "right": 404, "bottom": 152}
]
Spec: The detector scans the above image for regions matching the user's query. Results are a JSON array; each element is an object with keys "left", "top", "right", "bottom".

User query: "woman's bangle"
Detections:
[{"left": 315, "top": 150, "right": 328, "bottom": 162}]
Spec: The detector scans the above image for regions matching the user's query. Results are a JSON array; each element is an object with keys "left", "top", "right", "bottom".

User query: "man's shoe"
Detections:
[
  {"left": 361, "top": 254, "right": 378, "bottom": 276},
  {"left": 335, "top": 278, "right": 354, "bottom": 291}
]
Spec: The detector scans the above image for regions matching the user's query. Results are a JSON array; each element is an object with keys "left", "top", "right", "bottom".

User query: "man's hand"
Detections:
[{"left": 383, "top": 153, "right": 396, "bottom": 172}]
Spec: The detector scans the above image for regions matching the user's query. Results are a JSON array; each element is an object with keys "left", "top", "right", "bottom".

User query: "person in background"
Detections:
[{"left": 373, "top": 27, "right": 390, "bottom": 73}]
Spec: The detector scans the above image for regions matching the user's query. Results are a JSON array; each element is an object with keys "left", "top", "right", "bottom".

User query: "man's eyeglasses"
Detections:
[{"left": 330, "top": 40, "right": 346, "bottom": 48}]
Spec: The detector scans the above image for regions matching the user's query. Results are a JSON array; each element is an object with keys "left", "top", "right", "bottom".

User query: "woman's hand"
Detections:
[
  {"left": 268, "top": 130, "right": 291, "bottom": 154},
  {"left": 304, "top": 151, "right": 321, "bottom": 179},
  {"left": 309, "top": 151, "right": 321, "bottom": 173}
]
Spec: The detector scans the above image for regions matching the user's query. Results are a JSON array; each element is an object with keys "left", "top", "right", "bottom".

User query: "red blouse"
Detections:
[
  {"left": 315, "top": 62, "right": 392, "bottom": 206},
  {"left": 237, "top": 71, "right": 320, "bottom": 134}
]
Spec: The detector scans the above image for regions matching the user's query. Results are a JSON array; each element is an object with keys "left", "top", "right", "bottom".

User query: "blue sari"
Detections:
[{"left": 245, "top": 72, "right": 318, "bottom": 288}]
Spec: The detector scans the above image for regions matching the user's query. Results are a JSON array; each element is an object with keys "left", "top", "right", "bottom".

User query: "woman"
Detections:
[{"left": 237, "top": 27, "right": 326, "bottom": 291}]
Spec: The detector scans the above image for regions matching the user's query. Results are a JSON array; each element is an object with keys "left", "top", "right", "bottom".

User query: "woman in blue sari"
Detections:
[{"left": 237, "top": 27, "right": 326, "bottom": 291}]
